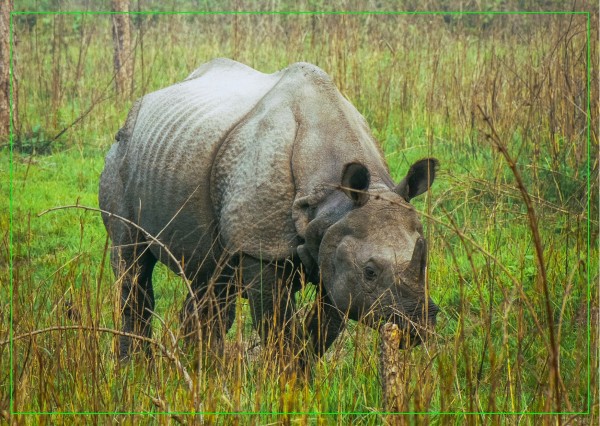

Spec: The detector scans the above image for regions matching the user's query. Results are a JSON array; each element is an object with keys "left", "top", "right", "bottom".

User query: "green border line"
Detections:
[
  {"left": 586, "top": 10, "right": 592, "bottom": 416},
  {"left": 10, "top": 410, "right": 592, "bottom": 416},
  {"left": 9, "top": 7, "right": 14, "bottom": 420},
  {"left": 7, "top": 8, "right": 593, "bottom": 418},
  {"left": 9, "top": 10, "right": 591, "bottom": 15}
]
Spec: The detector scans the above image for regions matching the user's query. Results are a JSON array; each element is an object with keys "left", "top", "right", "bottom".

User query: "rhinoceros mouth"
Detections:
[{"left": 386, "top": 313, "right": 435, "bottom": 349}]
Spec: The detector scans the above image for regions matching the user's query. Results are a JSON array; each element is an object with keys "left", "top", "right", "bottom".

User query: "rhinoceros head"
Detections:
[{"left": 319, "top": 159, "right": 439, "bottom": 348}]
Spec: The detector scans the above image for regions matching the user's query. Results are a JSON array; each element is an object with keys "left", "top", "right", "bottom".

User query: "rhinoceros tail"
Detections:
[
  {"left": 99, "top": 98, "right": 142, "bottom": 234},
  {"left": 114, "top": 98, "right": 142, "bottom": 148}
]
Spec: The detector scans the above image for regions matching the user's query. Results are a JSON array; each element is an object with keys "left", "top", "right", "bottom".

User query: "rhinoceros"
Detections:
[{"left": 99, "top": 58, "right": 439, "bottom": 362}]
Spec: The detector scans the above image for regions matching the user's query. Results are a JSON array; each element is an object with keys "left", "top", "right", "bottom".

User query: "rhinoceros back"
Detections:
[{"left": 100, "top": 58, "right": 282, "bottom": 273}]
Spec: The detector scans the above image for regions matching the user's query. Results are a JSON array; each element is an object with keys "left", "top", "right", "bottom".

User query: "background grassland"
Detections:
[{"left": 2, "top": 0, "right": 598, "bottom": 424}]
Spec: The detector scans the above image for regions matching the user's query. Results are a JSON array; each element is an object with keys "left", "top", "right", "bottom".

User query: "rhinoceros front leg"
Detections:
[
  {"left": 243, "top": 256, "right": 346, "bottom": 369},
  {"left": 180, "top": 269, "right": 237, "bottom": 355},
  {"left": 242, "top": 256, "right": 302, "bottom": 361},
  {"left": 111, "top": 244, "right": 157, "bottom": 359},
  {"left": 304, "top": 290, "right": 346, "bottom": 359}
]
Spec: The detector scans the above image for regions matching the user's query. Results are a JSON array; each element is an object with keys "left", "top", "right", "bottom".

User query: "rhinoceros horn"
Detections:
[{"left": 404, "top": 237, "right": 427, "bottom": 285}]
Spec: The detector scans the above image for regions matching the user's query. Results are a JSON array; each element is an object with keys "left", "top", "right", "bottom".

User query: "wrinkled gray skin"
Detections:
[{"left": 99, "top": 58, "right": 439, "bottom": 362}]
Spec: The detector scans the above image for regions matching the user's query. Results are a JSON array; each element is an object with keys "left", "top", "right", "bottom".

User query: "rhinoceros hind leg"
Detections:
[{"left": 111, "top": 243, "right": 157, "bottom": 360}]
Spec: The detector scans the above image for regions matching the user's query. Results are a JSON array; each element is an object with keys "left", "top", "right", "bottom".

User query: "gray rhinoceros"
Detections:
[{"left": 99, "top": 58, "right": 439, "bottom": 362}]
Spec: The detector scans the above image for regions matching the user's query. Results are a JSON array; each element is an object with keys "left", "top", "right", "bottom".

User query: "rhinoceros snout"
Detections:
[{"left": 396, "top": 299, "right": 438, "bottom": 349}]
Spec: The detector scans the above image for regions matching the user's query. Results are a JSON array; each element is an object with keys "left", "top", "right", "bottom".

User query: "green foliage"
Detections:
[
  {"left": 11, "top": 124, "right": 60, "bottom": 155},
  {"left": 3, "top": 2, "right": 597, "bottom": 422}
]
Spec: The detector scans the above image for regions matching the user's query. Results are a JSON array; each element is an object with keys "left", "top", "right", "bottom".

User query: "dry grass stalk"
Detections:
[
  {"left": 0, "top": 0, "right": 13, "bottom": 139},
  {"left": 478, "top": 104, "right": 562, "bottom": 413},
  {"left": 111, "top": 0, "right": 133, "bottom": 98}
]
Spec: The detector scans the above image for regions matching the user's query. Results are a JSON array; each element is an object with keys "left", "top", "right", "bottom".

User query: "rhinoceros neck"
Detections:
[
  {"left": 293, "top": 182, "right": 395, "bottom": 272},
  {"left": 287, "top": 75, "right": 394, "bottom": 200},
  {"left": 287, "top": 68, "right": 395, "bottom": 244}
]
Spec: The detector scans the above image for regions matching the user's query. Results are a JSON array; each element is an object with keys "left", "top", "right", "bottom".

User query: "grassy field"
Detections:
[{"left": 2, "top": 0, "right": 598, "bottom": 424}]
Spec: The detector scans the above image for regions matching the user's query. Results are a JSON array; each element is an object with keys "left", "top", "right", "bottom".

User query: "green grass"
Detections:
[{"left": 2, "top": 1, "right": 598, "bottom": 424}]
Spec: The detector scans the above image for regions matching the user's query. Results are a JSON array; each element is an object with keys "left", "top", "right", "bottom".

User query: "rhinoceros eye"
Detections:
[{"left": 364, "top": 265, "right": 378, "bottom": 281}]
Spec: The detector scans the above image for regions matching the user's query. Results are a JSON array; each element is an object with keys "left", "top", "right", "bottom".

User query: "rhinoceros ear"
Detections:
[
  {"left": 395, "top": 158, "right": 439, "bottom": 201},
  {"left": 341, "top": 162, "right": 370, "bottom": 207}
]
